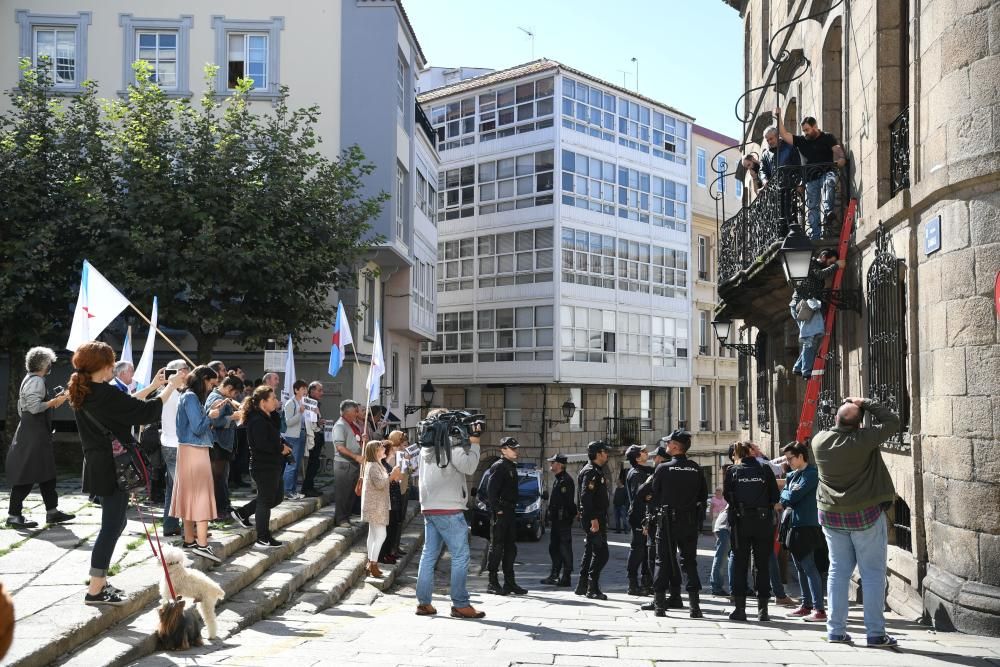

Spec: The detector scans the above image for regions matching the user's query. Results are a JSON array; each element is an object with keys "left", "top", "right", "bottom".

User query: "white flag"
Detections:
[
  {"left": 121, "top": 326, "right": 134, "bottom": 367},
  {"left": 133, "top": 297, "right": 158, "bottom": 389},
  {"left": 365, "top": 321, "right": 385, "bottom": 405},
  {"left": 283, "top": 334, "right": 296, "bottom": 400},
  {"left": 66, "top": 260, "right": 132, "bottom": 351}
]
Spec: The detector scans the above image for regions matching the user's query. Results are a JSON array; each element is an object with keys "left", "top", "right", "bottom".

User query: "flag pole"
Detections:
[{"left": 127, "top": 302, "right": 194, "bottom": 366}]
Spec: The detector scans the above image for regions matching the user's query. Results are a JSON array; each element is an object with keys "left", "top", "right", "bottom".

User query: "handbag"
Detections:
[
  {"left": 80, "top": 409, "right": 150, "bottom": 493},
  {"left": 354, "top": 463, "right": 364, "bottom": 497},
  {"left": 778, "top": 506, "right": 794, "bottom": 548}
]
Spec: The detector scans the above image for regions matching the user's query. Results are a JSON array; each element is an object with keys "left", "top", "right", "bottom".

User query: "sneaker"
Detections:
[
  {"left": 189, "top": 543, "right": 221, "bottom": 563},
  {"left": 804, "top": 610, "right": 827, "bottom": 623},
  {"left": 46, "top": 510, "right": 76, "bottom": 524},
  {"left": 102, "top": 582, "right": 125, "bottom": 597},
  {"left": 84, "top": 588, "right": 127, "bottom": 606},
  {"left": 255, "top": 537, "right": 283, "bottom": 548},
  {"left": 866, "top": 635, "right": 898, "bottom": 649},
  {"left": 787, "top": 606, "right": 813, "bottom": 617},
  {"left": 181, "top": 541, "right": 196, "bottom": 549},
  {"left": 827, "top": 633, "right": 853, "bottom": 644},
  {"left": 302, "top": 489, "right": 322, "bottom": 498},
  {"left": 6, "top": 515, "right": 38, "bottom": 529},
  {"left": 774, "top": 595, "right": 797, "bottom": 607},
  {"left": 231, "top": 510, "right": 252, "bottom": 529}
]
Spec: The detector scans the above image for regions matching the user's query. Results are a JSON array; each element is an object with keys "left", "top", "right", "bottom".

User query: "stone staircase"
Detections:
[{"left": 5, "top": 490, "right": 421, "bottom": 667}]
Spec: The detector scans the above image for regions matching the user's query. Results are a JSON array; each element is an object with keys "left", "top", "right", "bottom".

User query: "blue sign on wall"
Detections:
[{"left": 925, "top": 215, "right": 941, "bottom": 255}]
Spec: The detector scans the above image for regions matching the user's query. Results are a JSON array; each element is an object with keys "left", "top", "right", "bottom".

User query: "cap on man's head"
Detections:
[
  {"left": 653, "top": 445, "right": 669, "bottom": 459},
  {"left": 625, "top": 444, "right": 646, "bottom": 461},
  {"left": 547, "top": 453, "right": 568, "bottom": 465},
  {"left": 668, "top": 429, "right": 692, "bottom": 446},
  {"left": 499, "top": 436, "right": 520, "bottom": 449},
  {"left": 587, "top": 440, "right": 610, "bottom": 458}
]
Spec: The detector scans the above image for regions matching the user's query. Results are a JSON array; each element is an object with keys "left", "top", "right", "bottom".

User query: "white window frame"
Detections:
[
  {"left": 699, "top": 385, "right": 711, "bottom": 431},
  {"left": 735, "top": 176, "right": 743, "bottom": 199},
  {"left": 212, "top": 16, "right": 283, "bottom": 98},
  {"left": 396, "top": 162, "right": 407, "bottom": 244},
  {"left": 696, "top": 148, "right": 707, "bottom": 186},
  {"left": 640, "top": 389, "right": 652, "bottom": 431},
  {"left": 397, "top": 51, "right": 407, "bottom": 116},
  {"left": 678, "top": 387, "right": 688, "bottom": 429},
  {"left": 569, "top": 387, "right": 582, "bottom": 431},
  {"left": 504, "top": 387, "right": 522, "bottom": 431},
  {"left": 697, "top": 235, "right": 709, "bottom": 280},
  {"left": 699, "top": 310, "right": 710, "bottom": 355},
  {"left": 119, "top": 14, "right": 192, "bottom": 95},
  {"left": 16, "top": 11, "right": 92, "bottom": 93}
]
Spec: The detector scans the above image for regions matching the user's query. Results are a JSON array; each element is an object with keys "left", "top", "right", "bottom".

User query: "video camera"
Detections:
[{"left": 416, "top": 410, "right": 486, "bottom": 469}]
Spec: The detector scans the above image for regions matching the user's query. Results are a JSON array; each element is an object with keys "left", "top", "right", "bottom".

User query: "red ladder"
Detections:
[{"left": 795, "top": 198, "right": 858, "bottom": 444}]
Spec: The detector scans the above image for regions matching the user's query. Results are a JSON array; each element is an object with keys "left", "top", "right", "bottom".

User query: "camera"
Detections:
[
  {"left": 417, "top": 410, "right": 486, "bottom": 469},
  {"left": 51, "top": 385, "right": 64, "bottom": 396},
  {"left": 164, "top": 369, "right": 178, "bottom": 380}
]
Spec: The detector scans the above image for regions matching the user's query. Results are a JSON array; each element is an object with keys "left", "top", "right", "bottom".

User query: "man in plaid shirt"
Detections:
[{"left": 812, "top": 397, "right": 900, "bottom": 648}]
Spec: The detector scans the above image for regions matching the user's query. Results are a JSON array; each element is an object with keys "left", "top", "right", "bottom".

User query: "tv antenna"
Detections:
[{"left": 517, "top": 26, "right": 535, "bottom": 60}]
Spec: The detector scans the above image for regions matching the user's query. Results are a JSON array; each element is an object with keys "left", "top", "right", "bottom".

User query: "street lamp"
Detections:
[
  {"left": 405, "top": 379, "right": 436, "bottom": 416},
  {"left": 778, "top": 224, "right": 815, "bottom": 286},
  {"left": 544, "top": 400, "right": 577, "bottom": 428},
  {"left": 711, "top": 318, "right": 758, "bottom": 356}
]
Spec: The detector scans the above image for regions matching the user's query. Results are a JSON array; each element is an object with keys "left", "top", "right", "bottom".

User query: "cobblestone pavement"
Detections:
[{"left": 129, "top": 524, "right": 1000, "bottom": 667}]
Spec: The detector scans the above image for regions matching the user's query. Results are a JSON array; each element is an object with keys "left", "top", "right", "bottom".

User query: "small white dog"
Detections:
[{"left": 158, "top": 545, "right": 225, "bottom": 639}]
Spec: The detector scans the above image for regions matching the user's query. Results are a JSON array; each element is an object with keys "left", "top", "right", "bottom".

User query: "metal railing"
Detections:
[
  {"left": 415, "top": 102, "right": 436, "bottom": 148},
  {"left": 889, "top": 108, "right": 910, "bottom": 196},
  {"left": 604, "top": 416, "right": 640, "bottom": 447}
]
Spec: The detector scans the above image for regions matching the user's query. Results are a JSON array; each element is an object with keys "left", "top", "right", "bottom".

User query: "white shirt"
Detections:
[{"left": 160, "top": 391, "right": 181, "bottom": 448}]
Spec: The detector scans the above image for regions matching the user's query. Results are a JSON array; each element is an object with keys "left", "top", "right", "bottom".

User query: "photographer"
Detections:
[{"left": 414, "top": 408, "right": 485, "bottom": 619}]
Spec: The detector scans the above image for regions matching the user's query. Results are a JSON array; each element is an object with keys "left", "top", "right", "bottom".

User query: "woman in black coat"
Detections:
[
  {"left": 6, "top": 347, "right": 74, "bottom": 529},
  {"left": 68, "top": 342, "right": 184, "bottom": 606}
]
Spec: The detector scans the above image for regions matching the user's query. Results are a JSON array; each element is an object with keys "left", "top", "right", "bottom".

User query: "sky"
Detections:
[{"left": 403, "top": 0, "right": 745, "bottom": 140}]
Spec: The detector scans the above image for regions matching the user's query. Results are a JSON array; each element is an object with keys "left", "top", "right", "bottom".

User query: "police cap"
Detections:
[
  {"left": 653, "top": 445, "right": 669, "bottom": 459},
  {"left": 625, "top": 444, "right": 646, "bottom": 461},
  {"left": 499, "top": 436, "right": 520, "bottom": 449},
  {"left": 668, "top": 429, "right": 692, "bottom": 447},
  {"left": 547, "top": 453, "right": 568, "bottom": 464},
  {"left": 587, "top": 440, "right": 610, "bottom": 457}
]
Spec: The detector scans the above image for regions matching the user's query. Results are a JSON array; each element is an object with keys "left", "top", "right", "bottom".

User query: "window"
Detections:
[
  {"left": 476, "top": 227, "right": 554, "bottom": 288},
  {"left": 699, "top": 385, "right": 710, "bottom": 431},
  {"left": 607, "top": 389, "right": 620, "bottom": 419},
  {"left": 504, "top": 387, "right": 522, "bottom": 430},
  {"left": 465, "top": 387, "right": 481, "bottom": 413},
  {"left": 698, "top": 235, "right": 709, "bottom": 280},
  {"left": 390, "top": 351, "right": 399, "bottom": 407},
  {"left": 136, "top": 32, "right": 177, "bottom": 88},
  {"left": 416, "top": 171, "right": 429, "bottom": 219},
  {"left": 476, "top": 305, "right": 554, "bottom": 362},
  {"left": 560, "top": 227, "right": 688, "bottom": 298},
  {"left": 561, "top": 77, "right": 616, "bottom": 142},
  {"left": 396, "top": 163, "right": 407, "bottom": 242},
  {"left": 696, "top": 148, "right": 707, "bottom": 186},
  {"left": 429, "top": 96, "right": 476, "bottom": 150},
  {"left": 212, "top": 17, "right": 283, "bottom": 96},
  {"left": 569, "top": 387, "right": 582, "bottom": 430},
  {"left": 479, "top": 76, "right": 555, "bottom": 142},
  {"left": 477, "top": 149, "right": 554, "bottom": 214},
  {"left": 560, "top": 149, "right": 616, "bottom": 215},
  {"left": 735, "top": 177, "right": 743, "bottom": 199},
  {"left": 699, "top": 310, "right": 710, "bottom": 355},
  {"left": 560, "top": 306, "right": 688, "bottom": 366},
  {"left": 364, "top": 275, "right": 376, "bottom": 340},
  {"left": 437, "top": 238, "right": 475, "bottom": 291},
  {"left": 678, "top": 387, "right": 688, "bottom": 429},
  {"left": 616, "top": 166, "right": 688, "bottom": 230},
  {"left": 408, "top": 356, "right": 416, "bottom": 404},
  {"left": 16, "top": 11, "right": 92, "bottom": 91},
  {"left": 730, "top": 386, "right": 737, "bottom": 431},
  {"left": 422, "top": 311, "right": 474, "bottom": 364},
  {"left": 397, "top": 52, "right": 407, "bottom": 115},
  {"left": 640, "top": 390, "right": 652, "bottom": 430},
  {"left": 412, "top": 258, "right": 435, "bottom": 313},
  {"left": 719, "top": 385, "right": 726, "bottom": 431},
  {"left": 438, "top": 164, "right": 475, "bottom": 221},
  {"left": 120, "top": 16, "right": 193, "bottom": 95}
]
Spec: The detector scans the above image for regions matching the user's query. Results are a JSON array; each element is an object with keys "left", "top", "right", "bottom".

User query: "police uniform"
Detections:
[
  {"left": 541, "top": 453, "right": 576, "bottom": 586},
  {"left": 486, "top": 437, "right": 526, "bottom": 595},
  {"left": 723, "top": 454, "right": 779, "bottom": 621},
  {"left": 625, "top": 446, "right": 653, "bottom": 595},
  {"left": 649, "top": 430, "right": 708, "bottom": 618},
  {"left": 643, "top": 444, "right": 669, "bottom": 591},
  {"left": 576, "top": 441, "right": 611, "bottom": 600}
]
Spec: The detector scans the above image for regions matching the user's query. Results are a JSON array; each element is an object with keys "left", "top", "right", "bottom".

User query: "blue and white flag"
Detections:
[
  {"left": 328, "top": 302, "right": 354, "bottom": 377},
  {"left": 121, "top": 326, "right": 134, "bottom": 367},
  {"left": 133, "top": 297, "right": 158, "bottom": 389},
  {"left": 66, "top": 260, "right": 131, "bottom": 351},
  {"left": 365, "top": 321, "right": 385, "bottom": 404}
]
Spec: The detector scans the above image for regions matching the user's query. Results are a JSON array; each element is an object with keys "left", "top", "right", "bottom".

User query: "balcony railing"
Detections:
[
  {"left": 604, "top": 416, "right": 640, "bottom": 447},
  {"left": 718, "top": 163, "right": 844, "bottom": 285},
  {"left": 415, "top": 102, "right": 436, "bottom": 149},
  {"left": 889, "top": 109, "right": 910, "bottom": 197}
]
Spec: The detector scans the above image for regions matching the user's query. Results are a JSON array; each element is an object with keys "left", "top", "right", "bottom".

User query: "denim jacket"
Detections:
[
  {"left": 176, "top": 391, "right": 214, "bottom": 447},
  {"left": 780, "top": 464, "right": 820, "bottom": 527},
  {"left": 206, "top": 388, "right": 236, "bottom": 451}
]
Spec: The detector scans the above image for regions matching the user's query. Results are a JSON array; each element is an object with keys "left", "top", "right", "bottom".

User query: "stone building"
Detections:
[{"left": 722, "top": 0, "right": 1000, "bottom": 634}]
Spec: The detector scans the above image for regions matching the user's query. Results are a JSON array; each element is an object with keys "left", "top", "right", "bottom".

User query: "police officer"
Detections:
[
  {"left": 576, "top": 440, "right": 611, "bottom": 600},
  {"left": 624, "top": 445, "right": 653, "bottom": 596},
  {"left": 724, "top": 440, "right": 779, "bottom": 621},
  {"left": 486, "top": 437, "right": 527, "bottom": 596},
  {"left": 649, "top": 429, "right": 707, "bottom": 618},
  {"left": 643, "top": 443, "right": 670, "bottom": 595},
  {"left": 540, "top": 453, "right": 576, "bottom": 587}
]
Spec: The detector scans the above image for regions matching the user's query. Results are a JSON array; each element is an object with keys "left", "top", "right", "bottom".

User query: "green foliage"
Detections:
[{"left": 0, "top": 60, "right": 385, "bottom": 367}]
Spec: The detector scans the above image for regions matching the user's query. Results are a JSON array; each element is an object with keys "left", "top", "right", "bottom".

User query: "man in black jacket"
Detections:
[
  {"left": 650, "top": 430, "right": 708, "bottom": 618},
  {"left": 486, "top": 437, "right": 526, "bottom": 595},
  {"left": 625, "top": 445, "right": 653, "bottom": 595},
  {"left": 541, "top": 453, "right": 576, "bottom": 587},
  {"left": 576, "top": 441, "right": 611, "bottom": 600}
]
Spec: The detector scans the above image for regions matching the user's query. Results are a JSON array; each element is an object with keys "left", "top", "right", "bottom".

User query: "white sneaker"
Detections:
[{"left": 190, "top": 544, "right": 221, "bottom": 563}]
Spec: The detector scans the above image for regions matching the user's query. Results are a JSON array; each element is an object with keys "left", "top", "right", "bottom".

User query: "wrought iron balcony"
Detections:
[{"left": 889, "top": 108, "right": 910, "bottom": 196}]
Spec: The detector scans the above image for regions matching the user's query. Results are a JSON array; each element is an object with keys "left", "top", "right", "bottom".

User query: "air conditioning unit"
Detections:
[{"left": 664, "top": 141, "right": 676, "bottom": 152}]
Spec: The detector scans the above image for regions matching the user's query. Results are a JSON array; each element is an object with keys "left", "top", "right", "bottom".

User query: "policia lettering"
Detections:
[
  {"left": 541, "top": 453, "right": 576, "bottom": 587},
  {"left": 575, "top": 440, "right": 611, "bottom": 600},
  {"left": 646, "top": 430, "right": 707, "bottom": 618},
  {"left": 486, "top": 437, "right": 527, "bottom": 596}
]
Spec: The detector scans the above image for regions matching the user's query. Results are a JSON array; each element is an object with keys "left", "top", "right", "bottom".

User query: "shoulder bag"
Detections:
[
  {"left": 80, "top": 409, "right": 150, "bottom": 494},
  {"left": 354, "top": 462, "right": 365, "bottom": 497}
]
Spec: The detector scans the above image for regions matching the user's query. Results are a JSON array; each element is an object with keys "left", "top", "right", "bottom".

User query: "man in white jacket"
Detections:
[{"left": 414, "top": 409, "right": 484, "bottom": 619}]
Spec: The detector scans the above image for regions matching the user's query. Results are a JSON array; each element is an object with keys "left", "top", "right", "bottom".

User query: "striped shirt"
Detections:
[{"left": 819, "top": 504, "right": 883, "bottom": 531}]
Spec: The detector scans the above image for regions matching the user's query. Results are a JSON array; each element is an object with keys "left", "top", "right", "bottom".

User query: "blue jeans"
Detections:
[
  {"left": 770, "top": 549, "right": 786, "bottom": 598},
  {"left": 823, "top": 511, "right": 888, "bottom": 638},
  {"left": 793, "top": 549, "right": 826, "bottom": 611},
  {"left": 162, "top": 447, "right": 180, "bottom": 533},
  {"left": 416, "top": 512, "right": 472, "bottom": 609},
  {"left": 710, "top": 529, "right": 731, "bottom": 593},
  {"left": 282, "top": 435, "right": 305, "bottom": 495},
  {"left": 794, "top": 334, "right": 823, "bottom": 378},
  {"left": 614, "top": 506, "right": 628, "bottom": 531},
  {"left": 804, "top": 171, "right": 838, "bottom": 239}
]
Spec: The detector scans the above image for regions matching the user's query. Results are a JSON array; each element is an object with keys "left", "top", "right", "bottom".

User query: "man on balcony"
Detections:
[
  {"left": 774, "top": 108, "right": 847, "bottom": 239},
  {"left": 790, "top": 250, "right": 845, "bottom": 378},
  {"left": 758, "top": 125, "right": 802, "bottom": 233}
]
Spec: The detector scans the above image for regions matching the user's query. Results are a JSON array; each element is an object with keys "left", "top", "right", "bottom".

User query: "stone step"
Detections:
[{"left": 4, "top": 492, "right": 334, "bottom": 667}]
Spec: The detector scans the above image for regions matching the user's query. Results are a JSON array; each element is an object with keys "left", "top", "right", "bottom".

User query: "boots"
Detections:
[
  {"left": 540, "top": 566, "right": 559, "bottom": 585},
  {"left": 627, "top": 576, "right": 641, "bottom": 596},
  {"left": 757, "top": 597, "right": 770, "bottom": 622},
  {"left": 487, "top": 573, "right": 507, "bottom": 596},
  {"left": 574, "top": 576, "right": 589, "bottom": 596},
  {"left": 586, "top": 579, "right": 608, "bottom": 601},
  {"left": 666, "top": 590, "right": 685, "bottom": 609},
  {"left": 503, "top": 575, "right": 528, "bottom": 596},
  {"left": 688, "top": 591, "right": 703, "bottom": 619},
  {"left": 729, "top": 596, "right": 747, "bottom": 621},
  {"left": 651, "top": 591, "right": 667, "bottom": 616},
  {"left": 556, "top": 568, "right": 572, "bottom": 587},
  {"left": 640, "top": 573, "right": 653, "bottom": 596}
]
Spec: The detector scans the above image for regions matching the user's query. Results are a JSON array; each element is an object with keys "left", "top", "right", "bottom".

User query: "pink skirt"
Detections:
[{"left": 169, "top": 445, "right": 217, "bottom": 522}]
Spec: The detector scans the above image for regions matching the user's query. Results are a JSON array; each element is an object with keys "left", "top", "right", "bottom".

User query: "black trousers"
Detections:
[
  {"left": 380, "top": 509, "right": 402, "bottom": 559},
  {"left": 548, "top": 517, "right": 574, "bottom": 574},
  {"left": 627, "top": 527, "right": 650, "bottom": 580},
  {"left": 578, "top": 518, "right": 609, "bottom": 581},
  {"left": 487, "top": 510, "right": 517, "bottom": 577},
  {"left": 654, "top": 514, "right": 701, "bottom": 594},
  {"left": 302, "top": 437, "right": 325, "bottom": 492},
  {"left": 731, "top": 511, "right": 773, "bottom": 599},
  {"left": 8, "top": 478, "right": 58, "bottom": 516},
  {"left": 230, "top": 428, "right": 250, "bottom": 483},
  {"left": 240, "top": 467, "right": 284, "bottom": 541},
  {"left": 646, "top": 520, "right": 658, "bottom": 582}
]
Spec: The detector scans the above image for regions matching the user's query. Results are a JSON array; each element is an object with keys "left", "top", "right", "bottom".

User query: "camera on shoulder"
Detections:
[{"left": 416, "top": 410, "right": 486, "bottom": 469}]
